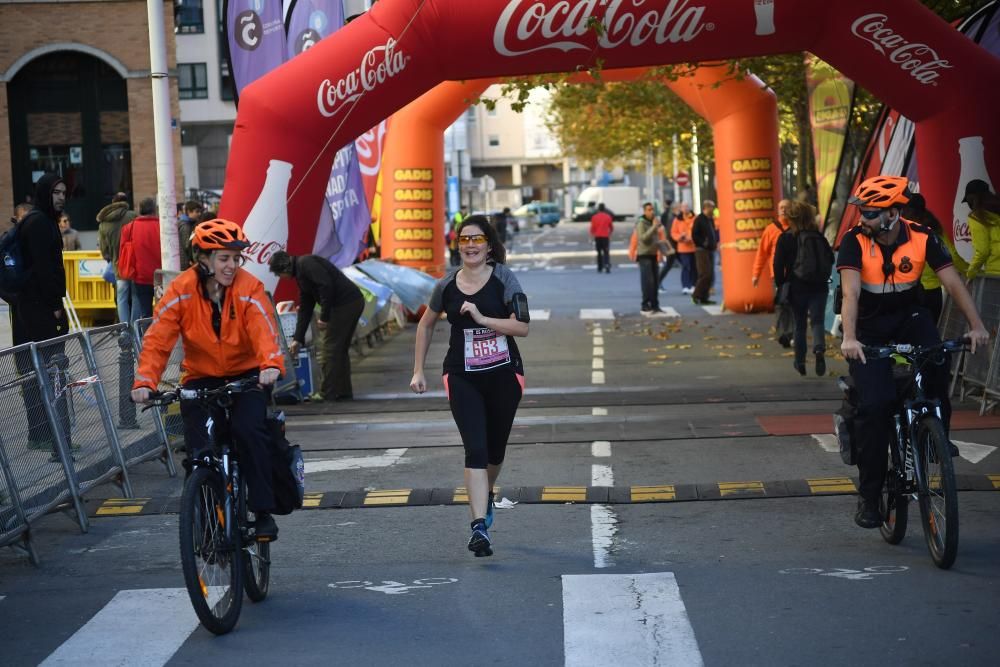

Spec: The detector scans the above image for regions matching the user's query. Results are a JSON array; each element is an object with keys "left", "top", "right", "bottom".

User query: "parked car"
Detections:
[{"left": 513, "top": 201, "right": 562, "bottom": 227}]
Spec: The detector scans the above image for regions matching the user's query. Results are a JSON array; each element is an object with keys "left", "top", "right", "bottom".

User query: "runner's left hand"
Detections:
[{"left": 460, "top": 301, "right": 483, "bottom": 324}]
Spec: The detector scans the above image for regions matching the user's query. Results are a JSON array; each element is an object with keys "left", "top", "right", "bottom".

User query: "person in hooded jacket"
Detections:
[
  {"left": 97, "top": 192, "right": 138, "bottom": 324},
  {"left": 12, "top": 173, "right": 70, "bottom": 453}
]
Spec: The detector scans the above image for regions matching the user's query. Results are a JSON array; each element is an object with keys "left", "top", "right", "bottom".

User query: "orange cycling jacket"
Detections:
[{"left": 133, "top": 268, "right": 285, "bottom": 390}]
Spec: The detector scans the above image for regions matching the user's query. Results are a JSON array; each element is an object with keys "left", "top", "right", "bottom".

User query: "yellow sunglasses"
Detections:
[{"left": 458, "top": 234, "right": 488, "bottom": 245}]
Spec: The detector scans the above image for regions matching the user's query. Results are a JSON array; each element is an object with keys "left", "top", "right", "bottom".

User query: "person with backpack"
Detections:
[
  {"left": 752, "top": 199, "right": 794, "bottom": 347},
  {"left": 773, "top": 200, "right": 834, "bottom": 376}
]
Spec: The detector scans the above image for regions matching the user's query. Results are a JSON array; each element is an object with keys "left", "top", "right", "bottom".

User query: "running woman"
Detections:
[{"left": 410, "top": 215, "right": 530, "bottom": 557}]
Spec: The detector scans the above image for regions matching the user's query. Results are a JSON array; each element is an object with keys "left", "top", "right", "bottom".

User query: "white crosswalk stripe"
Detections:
[{"left": 562, "top": 573, "right": 704, "bottom": 666}]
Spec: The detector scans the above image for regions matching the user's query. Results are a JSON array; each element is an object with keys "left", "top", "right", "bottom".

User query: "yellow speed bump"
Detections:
[
  {"left": 96, "top": 498, "right": 150, "bottom": 516},
  {"left": 541, "top": 486, "right": 587, "bottom": 502},
  {"left": 988, "top": 475, "right": 1000, "bottom": 490},
  {"left": 807, "top": 478, "right": 857, "bottom": 494},
  {"left": 453, "top": 487, "right": 469, "bottom": 503},
  {"left": 718, "top": 481, "right": 764, "bottom": 497},
  {"left": 363, "top": 489, "right": 411, "bottom": 506},
  {"left": 631, "top": 485, "right": 676, "bottom": 502},
  {"left": 302, "top": 493, "right": 323, "bottom": 508}
]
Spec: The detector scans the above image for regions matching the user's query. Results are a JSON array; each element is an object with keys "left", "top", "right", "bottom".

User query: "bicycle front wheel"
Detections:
[
  {"left": 240, "top": 482, "right": 270, "bottom": 603},
  {"left": 879, "top": 455, "right": 908, "bottom": 545},
  {"left": 179, "top": 467, "right": 243, "bottom": 634},
  {"left": 916, "top": 417, "right": 959, "bottom": 569}
]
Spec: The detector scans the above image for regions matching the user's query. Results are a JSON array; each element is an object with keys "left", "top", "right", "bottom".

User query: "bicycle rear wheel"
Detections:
[
  {"left": 916, "top": 416, "right": 959, "bottom": 569},
  {"left": 179, "top": 466, "right": 243, "bottom": 634},
  {"left": 240, "top": 482, "right": 270, "bottom": 602},
  {"left": 879, "top": 457, "right": 908, "bottom": 545}
]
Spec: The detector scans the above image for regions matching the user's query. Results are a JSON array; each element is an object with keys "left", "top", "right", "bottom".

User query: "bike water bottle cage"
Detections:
[{"left": 512, "top": 292, "right": 530, "bottom": 323}]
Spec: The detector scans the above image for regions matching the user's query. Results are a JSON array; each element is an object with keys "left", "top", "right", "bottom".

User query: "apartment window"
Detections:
[
  {"left": 220, "top": 61, "right": 235, "bottom": 102},
  {"left": 175, "top": 0, "right": 204, "bottom": 34},
  {"left": 178, "top": 63, "right": 209, "bottom": 99},
  {"left": 488, "top": 134, "right": 500, "bottom": 147},
  {"left": 466, "top": 107, "right": 476, "bottom": 122}
]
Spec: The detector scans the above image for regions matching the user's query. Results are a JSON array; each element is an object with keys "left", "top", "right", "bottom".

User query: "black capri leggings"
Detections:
[{"left": 444, "top": 371, "right": 524, "bottom": 469}]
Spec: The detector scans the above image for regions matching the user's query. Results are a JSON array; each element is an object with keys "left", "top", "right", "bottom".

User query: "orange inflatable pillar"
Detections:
[
  {"left": 380, "top": 79, "right": 494, "bottom": 276},
  {"left": 666, "top": 66, "right": 781, "bottom": 313}
]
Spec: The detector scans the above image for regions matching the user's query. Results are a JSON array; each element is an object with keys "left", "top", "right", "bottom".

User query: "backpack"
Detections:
[
  {"left": 118, "top": 221, "right": 137, "bottom": 280},
  {"left": 266, "top": 410, "right": 305, "bottom": 515},
  {"left": 0, "top": 222, "right": 27, "bottom": 303},
  {"left": 792, "top": 230, "right": 834, "bottom": 283}
]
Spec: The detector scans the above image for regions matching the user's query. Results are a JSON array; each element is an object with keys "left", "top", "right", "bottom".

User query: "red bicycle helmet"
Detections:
[
  {"left": 191, "top": 218, "right": 250, "bottom": 252},
  {"left": 849, "top": 176, "right": 911, "bottom": 208}
]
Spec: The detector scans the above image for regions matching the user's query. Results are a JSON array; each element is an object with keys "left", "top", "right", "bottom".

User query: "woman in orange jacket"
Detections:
[
  {"left": 752, "top": 199, "right": 793, "bottom": 347},
  {"left": 130, "top": 219, "right": 286, "bottom": 540},
  {"left": 670, "top": 204, "right": 698, "bottom": 294}
]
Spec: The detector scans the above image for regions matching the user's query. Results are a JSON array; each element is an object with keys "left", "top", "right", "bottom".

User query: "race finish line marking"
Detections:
[
  {"left": 533, "top": 309, "right": 552, "bottom": 321},
  {"left": 305, "top": 448, "right": 407, "bottom": 473},
  {"left": 580, "top": 308, "right": 615, "bottom": 320},
  {"left": 40, "top": 588, "right": 198, "bottom": 666},
  {"left": 562, "top": 573, "right": 703, "bottom": 666},
  {"left": 811, "top": 434, "right": 840, "bottom": 453}
]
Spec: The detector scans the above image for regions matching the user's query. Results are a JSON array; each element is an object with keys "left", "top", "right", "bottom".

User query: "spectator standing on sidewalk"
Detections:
[
  {"left": 657, "top": 202, "right": 680, "bottom": 290},
  {"left": 589, "top": 203, "right": 614, "bottom": 273},
  {"left": 268, "top": 251, "right": 364, "bottom": 402},
  {"left": 129, "top": 198, "right": 162, "bottom": 319},
  {"left": 691, "top": 200, "right": 717, "bottom": 305},
  {"left": 630, "top": 202, "right": 669, "bottom": 316},
  {"left": 752, "top": 199, "right": 793, "bottom": 347},
  {"left": 58, "top": 212, "right": 81, "bottom": 250},
  {"left": 177, "top": 200, "right": 203, "bottom": 270},
  {"left": 97, "top": 193, "right": 137, "bottom": 324},
  {"left": 961, "top": 179, "right": 1000, "bottom": 283},
  {"left": 13, "top": 173, "right": 69, "bottom": 451},
  {"left": 671, "top": 202, "right": 697, "bottom": 294}
]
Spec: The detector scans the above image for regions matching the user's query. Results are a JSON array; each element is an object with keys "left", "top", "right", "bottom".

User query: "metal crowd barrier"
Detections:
[
  {"left": 941, "top": 275, "right": 1000, "bottom": 414},
  {"left": 133, "top": 318, "right": 187, "bottom": 449}
]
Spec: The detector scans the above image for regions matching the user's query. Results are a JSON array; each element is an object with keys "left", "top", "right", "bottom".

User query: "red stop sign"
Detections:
[{"left": 675, "top": 171, "right": 690, "bottom": 187}]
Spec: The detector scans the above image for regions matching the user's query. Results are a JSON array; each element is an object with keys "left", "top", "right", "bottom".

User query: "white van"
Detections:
[{"left": 572, "top": 186, "right": 641, "bottom": 221}]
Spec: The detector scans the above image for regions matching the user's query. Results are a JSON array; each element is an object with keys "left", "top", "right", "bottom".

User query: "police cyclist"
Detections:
[
  {"left": 130, "top": 219, "right": 286, "bottom": 540},
  {"left": 838, "top": 176, "right": 989, "bottom": 529}
]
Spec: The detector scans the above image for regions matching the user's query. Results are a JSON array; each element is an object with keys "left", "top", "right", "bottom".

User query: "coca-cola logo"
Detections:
[
  {"left": 235, "top": 10, "right": 263, "bottom": 51},
  {"left": 356, "top": 120, "right": 388, "bottom": 177},
  {"left": 244, "top": 240, "right": 285, "bottom": 265},
  {"left": 493, "top": 0, "right": 712, "bottom": 57},
  {"left": 317, "top": 39, "right": 409, "bottom": 118},
  {"left": 851, "top": 14, "right": 953, "bottom": 86}
]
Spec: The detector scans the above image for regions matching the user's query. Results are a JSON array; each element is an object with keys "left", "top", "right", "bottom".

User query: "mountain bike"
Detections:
[
  {"left": 862, "top": 338, "right": 967, "bottom": 569},
  {"left": 145, "top": 378, "right": 271, "bottom": 634}
]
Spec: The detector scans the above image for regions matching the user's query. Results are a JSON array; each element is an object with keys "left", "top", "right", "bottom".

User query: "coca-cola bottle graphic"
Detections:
[
  {"left": 242, "top": 159, "right": 292, "bottom": 294},
  {"left": 952, "top": 136, "right": 996, "bottom": 263}
]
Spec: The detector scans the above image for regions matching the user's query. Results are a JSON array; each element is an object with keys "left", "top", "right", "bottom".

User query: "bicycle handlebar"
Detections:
[
  {"left": 141, "top": 377, "right": 260, "bottom": 407},
  {"left": 861, "top": 337, "right": 969, "bottom": 360}
]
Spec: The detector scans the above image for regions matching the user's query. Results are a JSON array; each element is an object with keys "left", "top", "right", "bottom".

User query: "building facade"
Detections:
[{"left": 0, "top": 0, "right": 183, "bottom": 233}]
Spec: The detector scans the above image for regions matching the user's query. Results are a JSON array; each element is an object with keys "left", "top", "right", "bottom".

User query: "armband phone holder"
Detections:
[{"left": 512, "top": 293, "right": 530, "bottom": 323}]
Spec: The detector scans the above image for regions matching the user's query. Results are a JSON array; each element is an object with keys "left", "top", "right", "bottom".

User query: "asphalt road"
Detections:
[{"left": 2, "top": 220, "right": 998, "bottom": 666}]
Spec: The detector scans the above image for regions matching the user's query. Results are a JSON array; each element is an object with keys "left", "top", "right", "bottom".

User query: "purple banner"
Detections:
[
  {"left": 287, "top": 0, "right": 372, "bottom": 267},
  {"left": 224, "top": 0, "right": 286, "bottom": 98}
]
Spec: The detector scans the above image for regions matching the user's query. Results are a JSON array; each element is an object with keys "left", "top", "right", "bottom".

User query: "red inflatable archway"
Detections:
[{"left": 221, "top": 0, "right": 1000, "bottom": 307}]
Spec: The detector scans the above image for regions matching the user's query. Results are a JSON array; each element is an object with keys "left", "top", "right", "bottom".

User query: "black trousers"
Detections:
[
  {"left": 444, "top": 370, "right": 523, "bottom": 469},
  {"left": 658, "top": 253, "right": 678, "bottom": 287},
  {"left": 850, "top": 307, "right": 950, "bottom": 500},
  {"left": 637, "top": 255, "right": 659, "bottom": 310},
  {"left": 320, "top": 296, "right": 365, "bottom": 399},
  {"left": 134, "top": 283, "right": 155, "bottom": 319},
  {"left": 180, "top": 375, "right": 275, "bottom": 513},
  {"left": 693, "top": 248, "right": 714, "bottom": 302},
  {"left": 594, "top": 237, "right": 610, "bottom": 271},
  {"left": 12, "top": 301, "right": 69, "bottom": 445}
]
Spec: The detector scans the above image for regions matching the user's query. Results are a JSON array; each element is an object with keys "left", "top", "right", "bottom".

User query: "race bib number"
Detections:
[{"left": 463, "top": 328, "right": 510, "bottom": 371}]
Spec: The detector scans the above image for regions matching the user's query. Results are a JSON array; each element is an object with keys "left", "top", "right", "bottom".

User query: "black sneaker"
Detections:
[
  {"left": 854, "top": 498, "right": 881, "bottom": 529},
  {"left": 815, "top": 353, "right": 826, "bottom": 377},
  {"left": 793, "top": 360, "right": 807, "bottom": 376},
  {"left": 468, "top": 520, "right": 493, "bottom": 557},
  {"left": 778, "top": 334, "right": 792, "bottom": 349},
  {"left": 255, "top": 512, "right": 278, "bottom": 542}
]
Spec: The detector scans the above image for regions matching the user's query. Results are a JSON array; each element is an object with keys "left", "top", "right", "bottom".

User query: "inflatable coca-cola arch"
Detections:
[{"left": 220, "top": 0, "right": 1000, "bottom": 312}]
